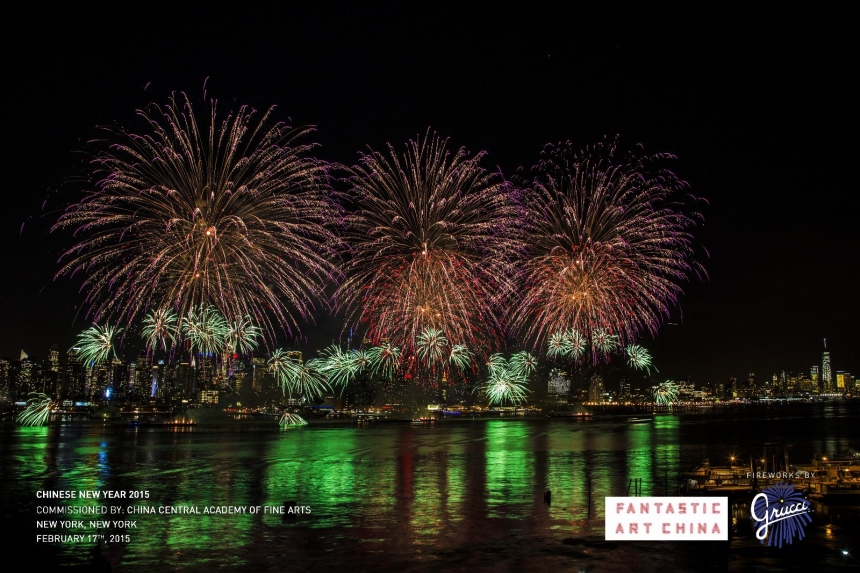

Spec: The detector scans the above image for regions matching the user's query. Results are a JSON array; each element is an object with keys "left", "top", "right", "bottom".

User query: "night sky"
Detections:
[{"left": 2, "top": 5, "right": 856, "bottom": 385}]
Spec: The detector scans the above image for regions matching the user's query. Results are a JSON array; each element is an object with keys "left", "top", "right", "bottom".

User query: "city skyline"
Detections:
[
  {"left": 2, "top": 335, "right": 854, "bottom": 405},
  {"left": 1, "top": 6, "right": 857, "bottom": 384}
]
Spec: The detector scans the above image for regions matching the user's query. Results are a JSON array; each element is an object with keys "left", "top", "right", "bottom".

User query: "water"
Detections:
[{"left": 1, "top": 403, "right": 858, "bottom": 571}]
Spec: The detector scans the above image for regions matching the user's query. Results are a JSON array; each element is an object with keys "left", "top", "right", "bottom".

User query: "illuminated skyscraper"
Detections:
[
  {"left": 48, "top": 345, "right": 59, "bottom": 373},
  {"left": 822, "top": 339, "right": 832, "bottom": 392},
  {"left": 547, "top": 368, "right": 571, "bottom": 403},
  {"left": 810, "top": 365, "right": 820, "bottom": 392},
  {"left": 134, "top": 354, "right": 150, "bottom": 394},
  {"left": 589, "top": 373, "right": 604, "bottom": 404},
  {"left": 836, "top": 371, "right": 845, "bottom": 390},
  {"left": 0, "top": 357, "right": 10, "bottom": 400}
]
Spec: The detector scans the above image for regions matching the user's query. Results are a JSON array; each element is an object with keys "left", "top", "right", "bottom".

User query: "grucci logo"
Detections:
[
  {"left": 751, "top": 482, "right": 813, "bottom": 547},
  {"left": 606, "top": 497, "right": 728, "bottom": 540}
]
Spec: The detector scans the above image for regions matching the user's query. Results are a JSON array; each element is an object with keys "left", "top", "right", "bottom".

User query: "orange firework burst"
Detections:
[
  {"left": 512, "top": 137, "right": 706, "bottom": 353},
  {"left": 53, "top": 90, "right": 340, "bottom": 337},
  {"left": 336, "top": 131, "right": 523, "bottom": 366}
]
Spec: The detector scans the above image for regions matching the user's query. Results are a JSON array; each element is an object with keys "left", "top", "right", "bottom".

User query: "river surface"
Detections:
[{"left": 1, "top": 402, "right": 858, "bottom": 571}]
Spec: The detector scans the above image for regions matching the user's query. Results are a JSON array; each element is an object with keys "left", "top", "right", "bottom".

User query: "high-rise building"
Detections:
[
  {"left": 18, "top": 357, "right": 35, "bottom": 396},
  {"left": 822, "top": 339, "right": 832, "bottom": 392},
  {"left": 48, "top": 345, "right": 60, "bottom": 373},
  {"left": 619, "top": 377, "right": 630, "bottom": 399},
  {"left": 65, "top": 348, "right": 86, "bottom": 398},
  {"left": 836, "top": 371, "right": 846, "bottom": 391},
  {"left": 134, "top": 354, "right": 150, "bottom": 396},
  {"left": 810, "top": 366, "right": 820, "bottom": 392},
  {"left": 251, "top": 357, "right": 267, "bottom": 392},
  {"left": 176, "top": 361, "right": 193, "bottom": 398},
  {"left": 547, "top": 368, "right": 570, "bottom": 400},
  {"left": 589, "top": 374, "right": 604, "bottom": 404},
  {"left": 0, "top": 357, "right": 11, "bottom": 401}
]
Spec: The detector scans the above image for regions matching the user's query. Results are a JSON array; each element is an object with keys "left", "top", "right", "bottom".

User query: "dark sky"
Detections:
[{"left": 1, "top": 5, "right": 856, "bottom": 384}]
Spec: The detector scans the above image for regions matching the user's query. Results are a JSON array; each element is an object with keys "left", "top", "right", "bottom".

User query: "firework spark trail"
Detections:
[
  {"left": 512, "top": 137, "right": 705, "bottom": 354},
  {"left": 53, "top": 91, "right": 340, "bottom": 338},
  {"left": 17, "top": 393, "right": 53, "bottom": 427},
  {"left": 336, "top": 132, "right": 523, "bottom": 365},
  {"left": 74, "top": 323, "right": 121, "bottom": 366}
]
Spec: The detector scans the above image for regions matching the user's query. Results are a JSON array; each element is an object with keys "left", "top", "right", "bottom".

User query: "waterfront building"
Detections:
[{"left": 547, "top": 368, "right": 570, "bottom": 403}]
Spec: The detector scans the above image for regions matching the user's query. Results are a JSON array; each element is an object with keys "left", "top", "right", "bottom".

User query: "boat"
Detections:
[
  {"left": 140, "top": 420, "right": 197, "bottom": 427},
  {"left": 410, "top": 417, "right": 436, "bottom": 425},
  {"left": 795, "top": 450, "right": 860, "bottom": 500},
  {"left": 627, "top": 417, "right": 652, "bottom": 424},
  {"left": 88, "top": 405, "right": 120, "bottom": 420}
]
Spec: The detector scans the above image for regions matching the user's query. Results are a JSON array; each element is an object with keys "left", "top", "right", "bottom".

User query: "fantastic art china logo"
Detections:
[{"left": 750, "top": 482, "right": 813, "bottom": 547}]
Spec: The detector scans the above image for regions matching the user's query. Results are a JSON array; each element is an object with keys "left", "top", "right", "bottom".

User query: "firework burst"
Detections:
[
  {"left": 53, "top": 90, "right": 340, "bottom": 337},
  {"left": 416, "top": 327, "right": 448, "bottom": 365},
  {"left": 141, "top": 308, "right": 178, "bottom": 351},
  {"left": 591, "top": 328, "right": 619, "bottom": 357},
  {"left": 366, "top": 343, "right": 401, "bottom": 379},
  {"left": 74, "top": 323, "right": 121, "bottom": 366},
  {"left": 310, "top": 345, "right": 362, "bottom": 391},
  {"left": 652, "top": 381, "right": 679, "bottom": 407},
  {"left": 268, "top": 349, "right": 293, "bottom": 380},
  {"left": 227, "top": 315, "right": 261, "bottom": 356},
  {"left": 449, "top": 344, "right": 474, "bottom": 371},
  {"left": 509, "top": 350, "right": 538, "bottom": 380},
  {"left": 268, "top": 349, "right": 329, "bottom": 399},
  {"left": 181, "top": 304, "right": 229, "bottom": 356},
  {"left": 17, "top": 393, "right": 54, "bottom": 427},
  {"left": 336, "top": 132, "right": 523, "bottom": 363},
  {"left": 546, "top": 328, "right": 587, "bottom": 360},
  {"left": 625, "top": 344, "right": 656, "bottom": 374},
  {"left": 481, "top": 352, "right": 532, "bottom": 406},
  {"left": 511, "top": 137, "right": 705, "bottom": 354}
]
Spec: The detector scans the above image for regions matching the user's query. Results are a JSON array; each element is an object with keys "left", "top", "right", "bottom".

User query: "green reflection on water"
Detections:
[{"left": 485, "top": 421, "right": 533, "bottom": 518}]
